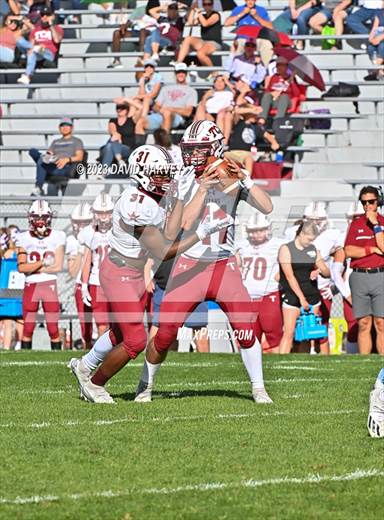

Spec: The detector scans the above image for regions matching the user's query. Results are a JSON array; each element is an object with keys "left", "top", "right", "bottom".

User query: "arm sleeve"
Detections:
[{"left": 331, "top": 262, "right": 351, "bottom": 299}]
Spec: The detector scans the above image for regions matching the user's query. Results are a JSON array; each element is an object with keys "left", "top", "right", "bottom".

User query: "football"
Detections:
[{"left": 206, "top": 157, "right": 239, "bottom": 192}]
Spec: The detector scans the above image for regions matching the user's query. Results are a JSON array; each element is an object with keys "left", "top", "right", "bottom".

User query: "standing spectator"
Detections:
[
  {"left": 227, "top": 39, "right": 267, "bottom": 86},
  {"left": 0, "top": 15, "right": 33, "bottom": 64},
  {"left": 114, "top": 60, "right": 163, "bottom": 121},
  {"left": 257, "top": 57, "right": 301, "bottom": 125},
  {"left": 367, "top": 10, "right": 384, "bottom": 79},
  {"left": 224, "top": 0, "right": 274, "bottom": 66},
  {"left": 175, "top": 0, "right": 222, "bottom": 68},
  {"left": 278, "top": 221, "right": 330, "bottom": 354},
  {"left": 99, "top": 102, "right": 135, "bottom": 168},
  {"left": 0, "top": 225, "right": 23, "bottom": 350},
  {"left": 346, "top": 0, "right": 383, "bottom": 35},
  {"left": 135, "top": 63, "right": 197, "bottom": 144},
  {"left": 309, "top": 0, "right": 353, "bottom": 48},
  {"left": 194, "top": 74, "right": 234, "bottom": 136},
  {"left": 143, "top": 3, "right": 185, "bottom": 62},
  {"left": 17, "top": 6, "right": 63, "bottom": 84},
  {"left": 344, "top": 186, "right": 384, "bottom": 355},
  {"left": 29, "top": 118, "right": 84, "bottom": 196}
]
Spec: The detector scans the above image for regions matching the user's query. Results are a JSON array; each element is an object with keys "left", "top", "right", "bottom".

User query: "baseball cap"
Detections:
[
  {"left": 59, "top": 117, "right": 73, "bottom": 127},
  {"left": 175, "top": 63, "right": 188, "bottom": 73},
  {"left": 40, "top": 6, "right": 53, "bottom": 16},
  {"left": 143, "top": 59, "right": 156, "bottom": 68},
  {"left": 245, "top": 39, "right": 257, "bottom": 46}
]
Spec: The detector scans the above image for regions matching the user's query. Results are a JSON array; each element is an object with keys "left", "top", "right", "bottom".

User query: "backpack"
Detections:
[
  {"left": 322, "top": 82, "right": 361, "bottom": 114},
  {"left": 272, "top": 117, "right": 305, "bottom": 150}
]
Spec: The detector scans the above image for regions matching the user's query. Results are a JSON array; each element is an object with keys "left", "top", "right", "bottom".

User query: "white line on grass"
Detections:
[
  {"left": 0, "top": 408, "right": 364, "bottom": 430},
  {"left": 0, "top": 468, "right": 382, "bottom": 506}
]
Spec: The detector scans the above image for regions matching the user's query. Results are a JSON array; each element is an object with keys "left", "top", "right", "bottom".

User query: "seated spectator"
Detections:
[
  {"left": 17, "top": 6, "right": 63, "bottom": 84},
  {"left": 153, "top": 128, "right": 183, "bottom": 165},
  {"left": 367, "top": 10, "right": 384, "bottom": 79},
  {"left": 346, "top": 0, "right": 383, "bottom": 35},
  {"left": 114, "top": 59, "right": 163, "bottom": 120},
  {"left": 284, "top": 0, "right": 323, "bottom": 50},
  {"left": 0, "top": 15, "right": 32, "bottom": 63},
  {"left": 227, "top": 39, "right": 267, "bottom": 86},
  {"left": 99, "top": 102, "right": 135, "bottom": 168},
  {"left": 224, "top": 0, "right": 274, "bottom": 66},
  {"left": 278, "top": 221, "right": 330, "bottom": 354},
  {"left": 257, "top": 57, "right": 301, "bottom": 125},
  {"left": 135, "top": 63, "right": 197, "bottom": 144},
  {"left": 29, "top": 118, "right": 84, "bottom": 196},
  {"left": 175, "top": 0, "right": 222, "bottom": 68},
  {"left": 107, "top": 19, "right": 148, "bottom": 68},
  {"left": 225, "top": 112, "right": 280, "bottom": 172},
  {"left": 194, "top": 74, "right": 234, "bottom": 136},
  {"left": 309, "top": 0, "right": 353, "bottom": 49},
  {"left": 143, "top": 2, "right": 185, "bottom": 62}
]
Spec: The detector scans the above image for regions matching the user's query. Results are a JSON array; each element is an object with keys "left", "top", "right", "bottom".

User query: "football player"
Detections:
[
  {"left": 65, "top": 202, "right": 93, "bottom": 349},
  {"left": 16, "top": 200, "right": 66, "bottom": 350},
  {"left": 135, "top": 120, "right": 274, "bottom": 404},
  {"left": 78, "top": 193, "right": 113, "bottom": 339},
  {"left": 285, "top": 202, "right": 344, "bottom": 355},
  {"left": 237, "top": 213, "right": 284, "bottom": 354},
  {"left": 69, "top": 144, "right": 229, "bottom": 403}
]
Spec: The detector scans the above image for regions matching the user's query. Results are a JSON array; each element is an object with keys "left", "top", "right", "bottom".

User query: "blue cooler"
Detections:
[
  {"left": 295, "top": 306, "right": 328, "bottom": 342},
  {"left": 0, "top": 257, "right": 24, "bottom": 317}
]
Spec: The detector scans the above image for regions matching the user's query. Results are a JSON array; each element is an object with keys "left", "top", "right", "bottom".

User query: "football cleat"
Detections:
[
  {"left": 134, "top": 380, "right": 153, "bottom": 403},
  {"left": 252, "top": 386, "right": 273, "bottom": 404},
  {"left": 68, "top": 357, "right": 91, "bottom": 399},
  {"left": 82, "top": 380, "right": 115, "bottom": 404},
  {"left": 367, "top": 372, "right": 384, "bottom": 438}
]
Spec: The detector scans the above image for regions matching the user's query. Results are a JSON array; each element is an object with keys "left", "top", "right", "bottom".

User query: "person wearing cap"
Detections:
[
  {"left": 17, "top": 6, "right": 63, "bottom": 84},
  {"left": 135, "top": 63, "right": 197, "bottom": 141},
  {"left": 224, "top": 0, "right": 274, "bottom": 65},
  {"left": 143, "top": 2, "right": 185, "bottom": 62},
  {"left": 344, "top": 186, "right": 384, "bottom": 354},
  {"left": 29, "top": 118, "right": 84, "bottom": 196},
  {"left": 227, "top": 39, "right": 266, "bottom": 86},
  {"left": 257, "top": 56, "right": 301, "bottom": 125},
  {"left": 113, "top": 60, "right": 163, "bottom": 121}
]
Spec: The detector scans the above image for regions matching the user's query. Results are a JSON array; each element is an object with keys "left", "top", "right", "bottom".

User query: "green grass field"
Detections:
[{"left": 0, "top": 351, "right": 383, "bottom": 520}]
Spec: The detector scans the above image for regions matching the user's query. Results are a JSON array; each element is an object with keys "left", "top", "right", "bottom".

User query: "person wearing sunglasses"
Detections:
[
  {"left": 344, "top": 185, "right": 384, "bottom": 354},
  {"left": 0, "top": 14, "right": 32, "bottom": 63}
]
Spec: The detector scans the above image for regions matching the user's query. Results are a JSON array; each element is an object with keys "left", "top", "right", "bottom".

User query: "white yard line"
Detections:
[
  {"left": 0, "top": 408, "right": 364, "bottom": 430},
  {"left": 0, "top": 468, "right": 382, "bottom": 506}
]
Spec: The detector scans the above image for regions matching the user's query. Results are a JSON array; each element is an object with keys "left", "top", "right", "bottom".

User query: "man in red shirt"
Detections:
[
  {"left": 257, "top": 56, "right": 301, "bottom": 125},
  {"left": 17, "top": 7, "right": 63, "bottom": 85},
  {"left": 344, "top": 185, "right": 384, "bottom": 354}
]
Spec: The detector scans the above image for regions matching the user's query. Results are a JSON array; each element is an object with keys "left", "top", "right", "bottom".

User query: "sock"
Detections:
[
  {"left": 141, "top": 358, "right": 161, "bottom": 386},
  {"left": 134, "top": 134, "right": 146, "bottom": 147},
  {"left": 91, "top": 368, "right": 109, "bottom": 387},
  {"left": 345, "top": 341, "right": 358, "bottom": 354},
  {"left": 51, "top": 341, "right": 61, "bottom": 351},
  {"left": 21, "top": 340, "right": 32, "bottom": 350},
  {"left": 82, "top": 330, "right": 113, "bottom": 371},
  {"left": 240, "top": 339, "right": 264, "bottom": 389}
]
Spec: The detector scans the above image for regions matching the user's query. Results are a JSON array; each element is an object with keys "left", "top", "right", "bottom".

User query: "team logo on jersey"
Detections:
[
  {"left": 307, "top": 250, "right": 316, "bottom": 258},
  {"left": 127, "top": 212, "right": 141, "bottom": 222}
]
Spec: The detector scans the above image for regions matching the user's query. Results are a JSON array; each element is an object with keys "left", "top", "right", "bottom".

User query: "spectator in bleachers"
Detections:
[
  {"left": 0, "top": 15, "right": 33, "bottom": 63},
  {"left": 308, "top": 0, "right": 353, "bottom": 49},
  {"left": 29, "top": 117, "right": 84, "bottom": 196},
  {"left": 194, "top": 74, "right": 234, "bottom": 136},
  {"left": 99, "top": 101, "right": 134, "bottom": 167},
  {"left": 135, "top": 63, "right": 197, "bottom": 144},
  {"left": 114, "top": 59, "right": 163, "bottom": 120},
  {"left": 346, "top": 0, "right": 383, "bottom": 36},
  {"left": 286, "top": 0, "right": 323, "bottom": 50},
  {"left": 108, "top": 19, "right": 147, "bottom": 69},
  {"left": 174, "top": 0, "right": 222, "bottom": 68},
  {"left": 17, "top": 6, "right": 63, "bottom": 84},
  {"left": 153, "top": 128, "right": 183, "bottom": 164},
  {"left": 257, "top": 57, "right": 301, "bottom": 126},
  {"left": 227, "top": 39, "right": 267, "bottom": 86},
  {"left": 367, "top": 10, "right": 384, "bottom": 78},
  {"left": 224, "top": 0, "right": 274, "bottom": 66},
  {"left": 143, "top": 2, "right": 185, "bottom": 62}
]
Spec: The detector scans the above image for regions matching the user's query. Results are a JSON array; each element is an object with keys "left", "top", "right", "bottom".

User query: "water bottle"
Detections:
[
  {"left": 292, "top": 24, "right": 298, "bottom": 36},
  {"left": 275, "top": 151, "right": 284, "bottom": 163}
]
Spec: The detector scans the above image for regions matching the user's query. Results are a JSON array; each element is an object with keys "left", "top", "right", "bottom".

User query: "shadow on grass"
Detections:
[{"left": 112, "top": 389, "right": 251, "bottom": 402}]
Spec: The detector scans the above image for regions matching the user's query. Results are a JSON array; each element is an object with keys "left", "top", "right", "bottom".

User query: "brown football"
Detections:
[{"left": 206, "top": 157, "right": 239, "bottom": 192}]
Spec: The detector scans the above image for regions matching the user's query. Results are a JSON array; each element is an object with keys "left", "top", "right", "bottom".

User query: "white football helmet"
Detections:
[
  {"left": 28, "top": 199, "right": 52, "bottom": 236},
  {"left": 346, "top": 201, "right": 365, "bottom": 219},
  {"left": 128, "top": 144, "right": 175, "bottom": 197},
  {"left": 180, "top": 120, "right": 225, "bottom": 176},
  {"left": 71, "top": 202, "right": 93, "bottom": 237},
  {"left": 92, "top": 193, "right": 114, "bottom": 233},
  {"left": 246, "top": 213, "right": 271, "bottom": 245},
  {"left": 304, "top": 201, "right": 328, "bottom": 232}
]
